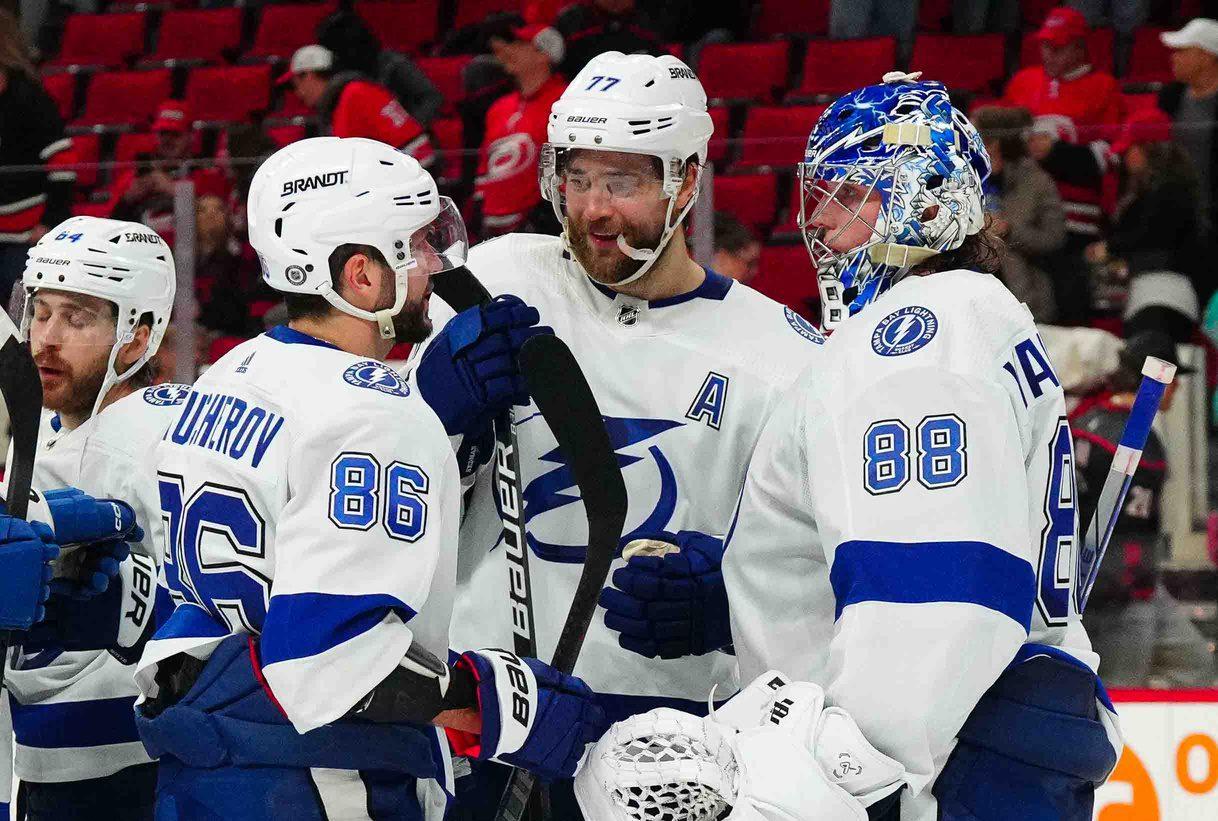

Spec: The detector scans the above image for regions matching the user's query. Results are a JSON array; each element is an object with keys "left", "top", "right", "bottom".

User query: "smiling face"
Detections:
[{"left": 561, "top": 150, "right": 690, "bottom": 285}]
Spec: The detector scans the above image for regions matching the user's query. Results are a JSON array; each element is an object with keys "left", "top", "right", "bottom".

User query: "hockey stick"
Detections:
[
  {"left": 1077, "top": 355, "right": 1176, "bottom": 613},
  {"left": 0, "top": 309, "right": 44, "bottom": 686},
  {"left": 494, "top": 335, "right": 628, "bottom": 821}
]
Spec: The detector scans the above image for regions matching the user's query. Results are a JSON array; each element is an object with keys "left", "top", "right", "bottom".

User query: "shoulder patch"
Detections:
[
  {"left": 143, "top": 383, "right": 191, "bottom": 406},
  {"left": 343, "top": 361, "right": 410, "bottom": 397},
  {"left": 871, "top": 305, "right": 938, "bottom": 357},
  {"left": 784, "top": 307, "right": 825, "bottom": 344}
]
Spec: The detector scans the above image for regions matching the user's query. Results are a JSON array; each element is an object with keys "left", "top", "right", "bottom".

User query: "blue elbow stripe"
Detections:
[
  {"left": 830, "top": 540, "right": 1035, "bottom": 630},
  {"left": 10, "top": 695, "right": 140, "bottom": 749},
  {"left": 261, "top": 592, "right": 417, "bottom": 666}
]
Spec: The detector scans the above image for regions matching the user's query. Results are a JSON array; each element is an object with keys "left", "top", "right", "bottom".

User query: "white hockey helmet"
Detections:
[
  {"left": 21, "top": 216, "right": 176, "bottom": 418},
  {"left": 247, "top": 136, "right": 468, "bottom": 339},
  {"left": 540, "top": 51, "right": 714, "bottom": 286}
]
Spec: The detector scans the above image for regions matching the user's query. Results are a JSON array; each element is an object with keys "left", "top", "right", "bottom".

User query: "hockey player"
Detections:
[
  {"left": 4, "top": 215, "right": 183, "bottom": 821},
  {"left": 409, "top": 52, "right": 825, "bottom": 817},
  {"left": 132, "top": 136, "right": 604, "bottom": 821}
]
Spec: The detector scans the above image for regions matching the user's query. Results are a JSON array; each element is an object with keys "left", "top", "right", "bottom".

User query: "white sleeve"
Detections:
[
  {"left": 0, "top": 692, "right": 10, "bottom": 819},
  {"left": 259, "top": 400, "right": 460, "bottom": 733},
  {"left": 811, "top": 366, "right": 1033, "bottom": 797}
]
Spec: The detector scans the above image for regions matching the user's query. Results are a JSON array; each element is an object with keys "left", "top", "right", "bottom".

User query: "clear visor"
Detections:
[
  {"left": 797, "top": 162, "right": 887, "bottom": 269},
  {"left": 21, "top": 287, "right": 126, "bottom": 356},
  {"left": 542, "top": 144, "right": 673, "bottom": 218},
  {"left": 404, "top": 196, "right": 469, "bottom": 277}
]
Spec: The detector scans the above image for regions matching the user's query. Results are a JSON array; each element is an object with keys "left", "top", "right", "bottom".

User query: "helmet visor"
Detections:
[{"left": 408, "top": 196, "right": 469, "bottom": 277}]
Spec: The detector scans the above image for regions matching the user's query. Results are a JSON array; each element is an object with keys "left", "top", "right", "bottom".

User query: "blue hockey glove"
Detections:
[
  {"left": 415, "top": 295, "right": 553, "bottom": 436},
  {"left": 0, "top": 515, "right": 58, "bottom": 631},
  {"left": 599, "top": 530, "right": 732, "bottom": 659},
  {"left": 40, "top": 488, "right": 142, "bottom": 599},
  {"left": 456, "top": 649, "right": 607, "bottom": 782}
]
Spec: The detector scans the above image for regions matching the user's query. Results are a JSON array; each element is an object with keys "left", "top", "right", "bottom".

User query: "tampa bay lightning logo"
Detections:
[
  {"left": 784, "top": 307, "right": 825, "bottom": 344},
  {"left": 343, "top": 361, "right": 410, "bottom": 397},
  {"left": 871, "top": 305, "right": 938, "bottom": 357},
  {"left": 143, "top": 383, "right": 190, "bottom": 406},
  {"left": 520, "top": 415, "right": 683, "bottom": 563}
]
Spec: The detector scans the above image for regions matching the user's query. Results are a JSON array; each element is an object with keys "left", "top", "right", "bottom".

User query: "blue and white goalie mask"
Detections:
[{"left": 798, "top": 72, "right": 990, "bottom": 330}]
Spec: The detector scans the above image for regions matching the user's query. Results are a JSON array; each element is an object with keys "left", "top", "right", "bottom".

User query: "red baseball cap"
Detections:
[
  {"left": 1036, "top": 7, "right": 1089, "bottom": 47},
  {"left": 152, "top": 100, "right": 192, "bottom": 133},
  {"left": 1110, "top": 107, "right": 1172, "bottom": 154}
]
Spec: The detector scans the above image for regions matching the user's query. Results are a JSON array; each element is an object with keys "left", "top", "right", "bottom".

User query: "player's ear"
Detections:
[
  {"left": 674, "top": 159, "right": 700, "bottom": 212},
  {"left": 116, "top": 323, "right": 152, "bottom": 372},
  {"left": 340, "top": 252, "right": 378, "bottom": 306}
]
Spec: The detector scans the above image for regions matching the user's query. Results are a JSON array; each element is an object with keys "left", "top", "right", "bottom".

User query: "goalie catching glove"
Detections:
[{"left": 574, "top": 671, "right": 905, "bottom": 821}]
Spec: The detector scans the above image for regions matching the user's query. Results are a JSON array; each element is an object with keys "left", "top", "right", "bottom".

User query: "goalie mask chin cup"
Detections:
[{"left": 798, "top": 72, "right": 990, "bottom": 331}]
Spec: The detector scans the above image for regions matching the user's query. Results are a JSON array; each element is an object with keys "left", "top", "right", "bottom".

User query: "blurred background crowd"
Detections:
[{"left": 2, "top": 0, "right": 1217, "bottom": 688}]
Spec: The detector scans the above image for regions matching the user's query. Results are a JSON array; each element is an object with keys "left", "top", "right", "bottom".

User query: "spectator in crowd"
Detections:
[
  {"left": 280, "top": 44, "right": 434, "bottom": 168},
  {"left": 1004, "top": 7, "right": 1123, "bottom": 135},
  {"left": 0, "top": 9, "right": 74, "bottom": 304},
  {"left": 105, "top": 100, "right": 205, "bottom": 240},
  {"left": 828, "top": 0, "right": 916, "bottom": 62},
  {"left": 193, "top": 174, "right": 271, "bottom": 340},
  {"left": 1074, "top": 331, "right": 1214, "bottom": 688},
  {"left": 317, "top": 9, "right": 443, "bottom": 127},
  {"left": 474, "top": 23, "right": 566, "bottom": 238},
  {"left": 975, "top": 105, "right": 1068, "bottom": 323},
  {"left": 1069, "top": 0, "right": 1148, "bottom": 74},
  {"left": 710, "top": 211, "right": 760, "bottom": 285},
  {"left": 953, "top": 0, "right": 1020, "bottom": 35},
  {"left": 554, "top": 0, "right": 665, "bottom": 80},
  {"left": 1089, "top": 108, "right": 1205, "bottom": 343},
  {"left": 1159, "top": 18, "right": 1218, "bottom": 226}
]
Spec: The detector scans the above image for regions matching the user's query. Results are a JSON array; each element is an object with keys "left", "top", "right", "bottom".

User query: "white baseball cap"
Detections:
[
  {"left": 1161, "top": 18, "right": 1218, "bottom": 57},
  {"left": 277, "top": 44, "right": 334, "bottom": 85}
]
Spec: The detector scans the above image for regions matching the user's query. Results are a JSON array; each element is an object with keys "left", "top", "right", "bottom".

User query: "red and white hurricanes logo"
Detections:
[{"left": 484, "top": 133, "right": 538, "bottom": 182}]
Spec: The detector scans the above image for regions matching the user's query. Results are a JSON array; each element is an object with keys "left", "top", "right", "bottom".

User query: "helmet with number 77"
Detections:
[{"left": 539, "top": 51, "right": 714, "bottom": 287}]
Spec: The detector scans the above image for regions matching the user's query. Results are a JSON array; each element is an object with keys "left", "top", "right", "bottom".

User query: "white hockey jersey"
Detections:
[
  {"left": 722, "top": 269, "right": 1114, "bottom": 820},
  {"left": 413, "top": 233, "right": 824, "bottom": 720},
  {"left": 2, "top": 383, "right": 187, "bottom": 783},
  {"left": 135, "top": 326, "right": 460, "bottom": 761}
]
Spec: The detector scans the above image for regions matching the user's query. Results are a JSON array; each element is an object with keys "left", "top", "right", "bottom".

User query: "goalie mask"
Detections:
[
  {"left": 799, "top": 72, "right": 990, "bottom": 331},
  {"left": 539, "top": 51, "right": 713, "bottom": 287}
]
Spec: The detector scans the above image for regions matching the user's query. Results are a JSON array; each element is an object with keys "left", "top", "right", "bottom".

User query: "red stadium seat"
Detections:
[
  {"left": 751, "top": 245, "right": 818, "bottom": 320},
  {"left": 185, "top": 65, "right": 272, "bottom": 123},
  {"left": 146, "top": 8, "right": 242, "bottom": 65},
  {"left": 713, "top": 173, "right": 778, "bottom": 233},
  {"left": 754, "top": 0, "right": 829, "bottom": 38},
  {"left": 73, "top": 70, "right": 173, "bottom": 129},
  {"left": 452, "top": 0, "right": 523, "bottom": 31},
  {"left": 1020, "top": 28, "right": 1114, "bottom": 74},
  {"left": 429, "top": 117, "right": 465, "bottom": 182},
  {"left": 707, "top": 106, "right": 731, "bottom": 167},
  {"left": 207, "top": 336, "right": 247, "bottom": 363},
  {"left": 48, "top": 13, "right": 146, "bottom": 69},
  {"left": 41, "top": 73, "right": 77, "bottom": 122},
  {"left": 416, "top": 56, "right": 472, "bottom": 117},
  {"left": 266, "top": 124, "right": 308, "bottom": 148},
  {"left": 917, "top": 0, "right": 952, "bottom": 32},
  {"left": 1126, "top": 28, "right": 1171, "bottom": 83},
  {"left": 355, "top": 1, "right": 440, "bottom": 55},
  {"left": 794, "top": 37, "right": 896, "bottom": 99},
  {"left": 736, "top": 105, "right": 825, "bottom": 171},
  {"left": 698, "top": 41, "right": 791, "bottom": 103},
  {"left": 248, "top": 3, "right": 339, "bottom": 60},
  {"left": 911, "top": 33, "right": 1005, "bottom": 94},
  {"left": 274, "top": 88, "right": 313, "bottom": 119},
  {"left": 113, "top": 132, "right": 160, "bottom": 166},
  {"left": 774, "top": 177, "right": 808, "bottom": 239},
  {"left": 70, "top": 132, "right": 101, "bottom": 189}
]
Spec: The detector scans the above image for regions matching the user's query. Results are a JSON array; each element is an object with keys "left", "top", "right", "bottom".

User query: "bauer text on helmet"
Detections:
[
  {"left": 540, "top": 52, "right": 713, "bottom": 287},
  {"left": 798, "top": 72, "right": 989, "bottom": 330},
  {"left": 247, "top": 137, "right": 468, "bottom": 340}
]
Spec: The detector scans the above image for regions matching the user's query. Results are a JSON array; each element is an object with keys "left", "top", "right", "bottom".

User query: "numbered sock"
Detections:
[{"left": 455, "top": 649, "right": 607, "bottom": 782}]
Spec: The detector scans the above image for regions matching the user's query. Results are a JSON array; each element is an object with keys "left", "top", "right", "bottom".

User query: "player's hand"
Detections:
[
  {"left": 599, "top": 530, "right": 732, "bottom": 659},
  {"left": 38, "top": 488, "right": 143, "bottom": 599},
  {"left": 0, "top": 514, "right": 58, "bottom": 631},
  {"left": 456, "top": 648, "right": 607, "bottom": 782},
  {"left": 415, "top": 294, "right": 553, "bottom": 436}
]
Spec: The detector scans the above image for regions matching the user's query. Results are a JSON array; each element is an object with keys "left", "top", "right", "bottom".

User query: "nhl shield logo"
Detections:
[
  {"left": 871, "top": 305, "right": 938, "bottom": 357},
  {"left": 343, "top": 361, "right": 410, "bottom": 397}
]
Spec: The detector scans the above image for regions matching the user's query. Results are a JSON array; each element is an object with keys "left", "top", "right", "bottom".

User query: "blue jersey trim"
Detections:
[
  {"left": 261, "top": 592, "right": 418, "bottom": 666},
  {"left": 830, "top": 540, "right": 1036, "bottom": 630},
  {"left": 584, "top": 268, "right": 733, "bottom": 309},
  {"left": 9, "top": 693, "right": 140, "bottom": 749},
  {"left": 266, "top": 324, "right": 339, "bottom": 350},
  {"left": 152, "top": 602, "right": 230, "bottom": 642}
]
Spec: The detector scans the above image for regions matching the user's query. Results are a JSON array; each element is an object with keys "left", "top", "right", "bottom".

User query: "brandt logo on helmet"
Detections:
[
  {"left": 281, "top": 170, "right": 349, "bottom": 197},
  {"left": 871, "top": 305, "right": 938, "bottom": 357},
  {"left": 668, "top": 66, "right": 697, "bottom": 80},
  {"left": 343, "top": 361, "right": 410, "bottom": 398},
  {"left": 285, "top": 265, "right": 307, "bottom": 285},
  {"left": 566, "top": 116, "right": 607, "bottom": 124},
  {"left": 124, "top": 232, "right": 161, "bottom": 244}
]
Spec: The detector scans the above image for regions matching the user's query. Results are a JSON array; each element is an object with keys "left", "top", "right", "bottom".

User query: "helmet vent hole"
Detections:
[
  {"left": 156, "top": 255, "right": 166, "bottom": 262},
  {"left": 628, "top": 120, "right": 651, "bottom": 126},
  {"left": 282, "top": 201, "right": 295, "bottom": 212},
  {"left": 109, "top": 236, "right": 121, "bottom": 244},
  {"left": 837, "top": 107, "right": 854, "bottom": 120},
  {"left": 292, "top": 248, "right": 308, "bottom": 256},
  {"left": 644, "top": 79, "right": 655, "bottom": 87},
  {"left": 356, "top": 191, "right": 370, "bottom": 197},
  {"left": 379, "top": 160, "right": 394, "bottom": 166},
  {"left": 274, "top": 218, "right": 283, "bottom": 237},
  {"left": 927, "top": 174, "right": 944, "bottom": 189},
  {"left": 862, "top": 135, "right": 882, "bottom": 150}
]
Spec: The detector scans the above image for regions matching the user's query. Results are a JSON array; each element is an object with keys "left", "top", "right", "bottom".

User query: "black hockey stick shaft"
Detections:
[
  {"left": 0, "top": 310, "right": 45, "bottom": 687},
  {"left": 495, "top": 336, "right": 628, "bottom": 821}
]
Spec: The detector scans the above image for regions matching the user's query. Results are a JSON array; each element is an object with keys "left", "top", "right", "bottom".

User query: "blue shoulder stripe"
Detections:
[
  {"left": 830, "top": 540, "right": 1035, "bottom": 630},
  {"left": 261, "top": 592, "right": 417, "bottom": 666}
]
